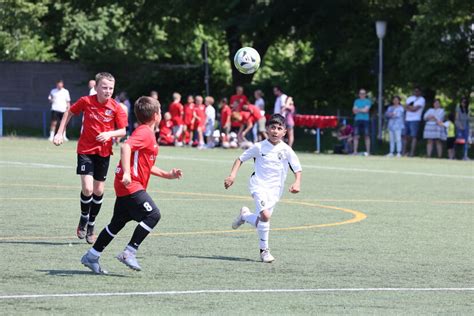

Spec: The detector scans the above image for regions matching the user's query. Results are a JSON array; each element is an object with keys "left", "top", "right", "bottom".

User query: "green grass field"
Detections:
[{"left": 0, "top": 137, "right": 473, "bottom": 315}]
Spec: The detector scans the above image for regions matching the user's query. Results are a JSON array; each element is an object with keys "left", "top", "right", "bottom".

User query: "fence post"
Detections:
[{"left": 316, "top": 128, "right": 321, "bottom": 153}]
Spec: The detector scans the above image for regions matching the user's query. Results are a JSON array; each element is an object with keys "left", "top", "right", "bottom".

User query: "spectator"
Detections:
[
  {"left": 48, "top": 79, "right": 71, "bottom": 141},
  {"left": 385, "top": 96, "right": 405, "bottom": 157},
  {"left": 168, "top": 92, "right": 184, "bottom": 146},
  {"left": 205, "top": 96, "right": 216, "bottom": 148},
  {"left": 115, "top": 92, "right": 131, "bottom": 114},
  {"left": 88, "top": 80, "right": 97, "bottom": 96},
  {"left": 183, "top": 95, "right": 195, "bottom": 145},
  {"left": 193, "top": 95, "right": 206, "bottom": 148},
  {"left": 281, "top": 96, "right": 296, "bottom": 147},
  {"left": 230, "top": 86, "right": 248, "bottom": 111},
  {"left": 273, "top": 85, "right": 287, "bottom": 114},
  {"left": 158, "top": 112, "right": 174, "bottom": 146},
  {"left": 403, "top": 87, "right": 426, "bottom": 157},
  {"left": 333, "top": 122, "right": 353, "bottom": 154},
  {"left": 219, "top": 98, "right": 232, "bottom": 146},
  {"left": 115, "top": 94, "right": 130, "bottom": 144},
  {"left": 254, "top": 89, "right": 265, "bottom": 114},
  {"left": 444, "top": 113, "right": 456, "bottom": 160},
  {"left": 423, "top": 99, "right": 446, "bottom": 158},
  {"left": 352, "top": 89, "right": 372, "bottom": 156},
  {"left": 150, "top": 90, "right": 159, "bottom": 100},
  {"left": 455, "top": 97, "right": 470, "bottom": 160},
  {"left": 242, "top": 102, "right": 267, "bottom": 142}
]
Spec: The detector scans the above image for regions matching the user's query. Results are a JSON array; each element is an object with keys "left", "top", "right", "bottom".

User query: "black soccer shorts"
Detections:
[
  {"left": 112, "top": 190, "right": 160, "bottom": 225},
  {"left": 76, "top": 154, "right": 111, "bottom": 182}
]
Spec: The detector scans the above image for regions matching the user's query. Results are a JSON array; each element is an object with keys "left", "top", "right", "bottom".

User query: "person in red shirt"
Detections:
[
  {"left": 53, "top": 72, "right": 128, "bottom": 244},
  {"left": 229, "top": 86, "right": 248, "bottom": 111},
  {"left": 237, "top": 110, "right": 253, "bottom": 142},
  {"left": 242, "top": 102, "right": 267, "bottom": 141},
  {"left": 219, "top": 98, "right": 232, "bottom": 143},
  {"left": 183, "top": 95, "right": 195, "bottom": 145},
  {"left": 158, "top": 112, "right": 175, "bottom": 145},
  {"left": 168, "top": 92, "right": 184, "bottom": 146},
  {"left": 193, "top": 95, "right": 206, "bottom": 148},
  {"left": 81, "top": 96, "right": 183, "bottom": 274}
]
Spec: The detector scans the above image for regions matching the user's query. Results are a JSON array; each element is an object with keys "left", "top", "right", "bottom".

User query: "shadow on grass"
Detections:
[
  {"left": 177, "top": 255, "right": 257, "bottom": 262},
  {"left": 36, "top": 269, "right": 128, "bottom": 277},
  {"left": 0, "top": 240, "right": 82, "bottom": 246}
]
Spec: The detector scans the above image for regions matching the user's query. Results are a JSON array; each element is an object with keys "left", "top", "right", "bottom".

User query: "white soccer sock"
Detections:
[
  {"left": 125, "top": 245, "right": 137, "bottom": 255},
  {"left": 49, "top": 130, "right": 54, "bottom": 138},
  {"left": 89, "top": 248, "right": 101, "bottom": 258},
  {"left": 242, "top": 212, "right": 258, "bottom": 227},
  {"left": 257, "top": 221, "right": 270, "bottom": 249}
]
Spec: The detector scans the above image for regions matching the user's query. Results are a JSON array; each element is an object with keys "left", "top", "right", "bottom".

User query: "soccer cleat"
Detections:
[
  {"left": 86, "top": 225, "right": 96, "bottom": 244},
  {"left": 81, "top": 252, "right": 107, "bottom": 274},
  {"left": 76, "top": 216, "right": 88, "bottom": 239},
  {"left": 260, "top": 249, "right": 275, "bottom": 263},
  {"left": 232, "top": 206, "right": 250, "bottom": 229},
  {"left": 116, "top": 250, "right": 142, "bottom": 271}
]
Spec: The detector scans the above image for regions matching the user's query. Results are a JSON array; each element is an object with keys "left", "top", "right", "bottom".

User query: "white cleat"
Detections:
[
  {"left": 260, "top": 249, "right": 275, "bottom": 263},
  {"left": 232, "top": 206, "right": 250, "bottom": 229}
]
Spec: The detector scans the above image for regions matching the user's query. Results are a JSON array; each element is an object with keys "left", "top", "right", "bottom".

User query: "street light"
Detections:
[{"left": 375, "top": 21, "right": 387, "bottom": 141}]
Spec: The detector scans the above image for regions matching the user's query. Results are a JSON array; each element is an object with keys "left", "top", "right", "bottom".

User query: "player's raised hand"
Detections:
[
  {"left": 224, "top": 176, "right": 234, "bottom": 189},
  {"left": 171, "top": 168, "right": 183, "bottom": 179},
  {"left": 96, "top": 131, "right": 111, "bottom": 142},
  {"left": 121, "top": 172, "right": 131, "bottom": 186},
  {"left": 53, "top": 134, "right": 64, "bottom": 146},
  {"left": 289, "top": 182, "right": 300, "bottom": 194}
]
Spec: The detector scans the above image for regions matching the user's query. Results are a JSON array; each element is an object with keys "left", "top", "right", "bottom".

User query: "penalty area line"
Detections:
[{"left": 1, "top": 288, "right": 473, "bottom": 299}]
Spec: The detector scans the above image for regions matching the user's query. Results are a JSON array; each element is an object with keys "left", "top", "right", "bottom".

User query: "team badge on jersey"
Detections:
[
  {"left": 277, "top": 152, "right": 283, "bottom": 160},
  {"left": 105, "top": 109, "right": 113, "bottom": 116}
]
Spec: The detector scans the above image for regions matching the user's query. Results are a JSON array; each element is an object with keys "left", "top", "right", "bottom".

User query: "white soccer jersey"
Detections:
[
  {"left": 48, "top": 88, "right": 71, "bottom": 113},
  {"left": 239, "top": 139, "right": 302, "bottom": 198}
]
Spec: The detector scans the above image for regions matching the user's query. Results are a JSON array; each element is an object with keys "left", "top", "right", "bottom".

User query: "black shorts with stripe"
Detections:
[
  {"left": 76, "top": 154, "right": 110, "bottom": 182},
  {"left": 112, "top": 190, "right": 159, "bottom": 225}
]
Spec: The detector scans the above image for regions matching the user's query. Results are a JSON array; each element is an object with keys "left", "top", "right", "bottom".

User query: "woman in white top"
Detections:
[{"left": 423, "top": 99, "right": 446, "bottom": 158}]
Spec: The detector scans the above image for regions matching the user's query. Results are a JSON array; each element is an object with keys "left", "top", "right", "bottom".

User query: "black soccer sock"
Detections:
[
  {"left": 128, "top": 210, "right": 161, "bottom": 250},
  {"left": 80, "top": 192, "right": 92, "bottom": 217},
  {"left": 92, "top": 226, "right": 115, "bottom": 253},
  {"left": 88, "top": 194, "right": 103, "bottom": 224}
]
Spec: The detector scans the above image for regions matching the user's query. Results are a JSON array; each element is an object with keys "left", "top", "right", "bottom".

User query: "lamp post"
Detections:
[{"left": 375, "top": 21, "right": 387, "bottom": 140}]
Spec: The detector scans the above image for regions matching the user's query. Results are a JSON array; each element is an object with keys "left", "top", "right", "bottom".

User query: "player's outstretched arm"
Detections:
[
  {"left": 289, "top": 171, "right": 302, "bottom": 194},
  {"left": 224, "top": 158, "right": 242, "bottom": 189},
  {"left": 96, "top": 128, "right": 126, "bottom": 143},
  {"left": 53, "top": 110, "right": 74, "bottom": 146},
  {"left": 151, "top": 166, "right": 183, "bottom": 179}
]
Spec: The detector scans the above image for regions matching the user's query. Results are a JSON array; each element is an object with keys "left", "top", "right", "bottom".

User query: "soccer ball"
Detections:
[{"left": 234, "top": 47, "right": 261, "bottom": 74}]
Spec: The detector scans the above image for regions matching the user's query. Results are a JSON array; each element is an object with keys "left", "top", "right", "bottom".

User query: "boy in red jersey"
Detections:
[
  {"left": 168, "top": 92, "right": 184, "bottom": 146},
  {"left": 53, "top": 72, "right": 127, "bottom": 244},
  {"left": 229, "top": 86, "right": 248, "bottom": 111},
  {"left": 242, "top": 102, "right": 267, "bottom": 141},
  {"left": 81, "top": 96, "right": 182, "bottom": 274},
  {"left": 193, "top": 95, "right": 206, "bottom": 148},
  {"left": 158, "top": 112, "right": 175, "bottom": 145},
  {"left": 183, "top": 95, "right": 195, "bottom": 145}
]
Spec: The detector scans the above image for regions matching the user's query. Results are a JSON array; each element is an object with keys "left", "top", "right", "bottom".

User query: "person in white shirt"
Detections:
[
  {"left": 224, "top": 114, "right": 302, "bottom": 263},
  {"left": 48, "top": 80, "right": 71, "bottom": 141},
  {"left": 273, "top": 85, "right": 287, "bottom": 114},
  {"left": 253, "top": 89, "right": 265, "bottom": 141},
  {"left": 204, "top": 96, "right": 216, "bottom": 148},
  {"left": 88, "top": 80, "right": 97, "bottom": 96},
  {"left": 403, "top": 87, "right": 426, "bottom": 156}
]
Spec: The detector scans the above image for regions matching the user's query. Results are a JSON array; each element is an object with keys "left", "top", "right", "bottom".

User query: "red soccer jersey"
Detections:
[
  {"left": 220, "top": 104, "right": 231, "bottom": 127},
  {"left": 240, "top": 111, "right": 252, "bottom": 125},
  {"left": 114, "top": 125, "right": 159, "bottom": 197},
  {"left": 183, "top": 103, "right": 195, "bottom": 126},
  {"left": 244, "top": 104, "right": 262, "bottom": 121},
  {"left": 168, "top": 102, "right": 184, "bottom": 125},
  {"left": 194, "top": 104, "right": 207, "bottom": 128},
  {"left": 230, "top": 94, "right": 248, "bottom": 111},
  {"left": 70, "top": 95, "right": 128, "bottom": 157},
  {"left": 159, "top": 119, "right": 173, "bottom": 137}
]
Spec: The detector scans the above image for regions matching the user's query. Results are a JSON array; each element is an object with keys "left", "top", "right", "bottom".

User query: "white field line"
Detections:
[
  {"left": 0, "top": 288, "right": 473, "bottom": 300},
  {"left": 0, "top": 161, "right": 71, "bottom": 169},
  {"left": 159, "top": 155, "right": 474, "bottom": 180}
]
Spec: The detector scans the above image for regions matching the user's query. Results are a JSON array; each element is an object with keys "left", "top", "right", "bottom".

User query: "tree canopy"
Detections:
[{"left": 1, "top": 0, "right": 471, "bottom": 112}]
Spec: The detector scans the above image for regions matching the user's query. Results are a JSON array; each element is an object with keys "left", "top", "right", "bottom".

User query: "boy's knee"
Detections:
[
  {"left": 143, "top": 209, "right": 161, "bottom": 229},
  {"left": 259, "top": 210, "right": 271, "bottom": 222},
  {"left": 82, "top": 187, "right": 93, "bottom": 197}
]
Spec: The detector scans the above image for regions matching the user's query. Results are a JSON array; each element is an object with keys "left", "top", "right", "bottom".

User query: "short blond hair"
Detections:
[
  {"left": 134, "top": 96, "right": 161, "bottom": 124},
  {"left": 95, "top": 72, "right": 115, "bottom": 84}
]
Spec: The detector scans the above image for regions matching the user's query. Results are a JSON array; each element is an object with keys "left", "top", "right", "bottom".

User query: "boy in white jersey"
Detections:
[{"left": 224, "top": 114, "right": 302, "bottom": 263}]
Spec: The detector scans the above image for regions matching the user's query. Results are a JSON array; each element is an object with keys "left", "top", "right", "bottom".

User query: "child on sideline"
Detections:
[
  {"left": 224, "top": 114, "right": 302, "bottom": 263},
  {"left": 444, "top": 113, "right": 456, "bottom": 160},
  {"left": 204, "top": 96, "right": 216, "bottom": 148},
  {"left": 158, "top": 112, "right": 174, "bottom": 146},
  {"left": 53, "top": 72, "right": 128, "bottom": 244},
  {"left": 81, "top": 96, "right": 183, "bottom": 274},
  {"left": 385, "top": 96, "right": 405, "bottom": 157}
]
